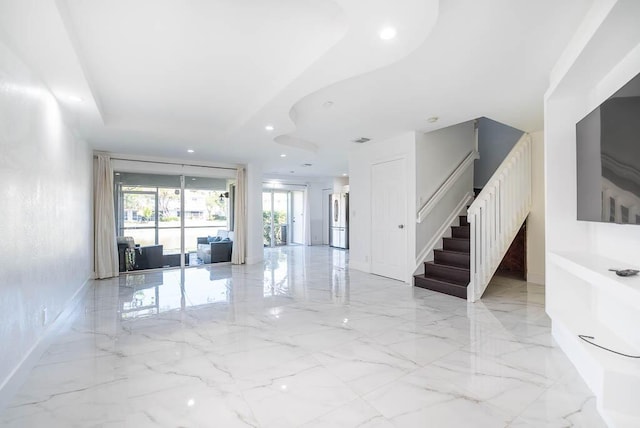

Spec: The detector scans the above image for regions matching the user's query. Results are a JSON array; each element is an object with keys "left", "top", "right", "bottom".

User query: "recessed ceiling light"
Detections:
[
  {"left": 379, "top": 26, "right": 397, "bottom": 40},
  {"left": 323, "top": 101, "right": 334, "bottom": 108},
  {"left": 187, "top": 149, "right": 194, "bottom": 153},
  {"left": 280, "top": 154, "right": 286, "bottom": 158},
  {"left": 427, "top": 116, "right": 439, "bottom": 123},
  {"left": 265, "top": 125, "right": 274, "bottom": 131}
]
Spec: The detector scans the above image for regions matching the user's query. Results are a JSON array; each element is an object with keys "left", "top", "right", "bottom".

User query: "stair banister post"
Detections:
[
  {"left": 492, "top": 190, "right": 497, "bottom": 271},
  {"left": 468, "top": 209, "right": 477, "bottom": 302}
]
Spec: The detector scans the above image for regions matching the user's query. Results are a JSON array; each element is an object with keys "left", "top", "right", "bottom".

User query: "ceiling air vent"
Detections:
[{"left": 352, "top": 137, "right": 371, "bottom": 144}]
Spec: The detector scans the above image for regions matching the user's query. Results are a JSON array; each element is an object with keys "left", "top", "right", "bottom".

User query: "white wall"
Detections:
[
  {"left": 415, "top": 121, "right": 475, "bottom": 255},
  {"left": 246, "top": 162, "right": 264, "bottom": 264},
  {"left": 348, "top": 132, "right": 416, "bottom": 276},
  {"left": 527, "top": 131, "right": 545, "bottom": 284},
  {"left": 546, "top": 0, "right": 640, "bottom": 265},
  {"left": 322, "top": 187, "right": 331, "bottom": 245},
  {"left": 545, "top": 0, "right": 640, "bottom": 424},
  {"left": 308, "top": 180, "right": 333, "bottom": 245},
  {"left": 332, "top": 177, "right": 349, "bottom": 193},
  {"left": 0, "top": 38, "right": 92, "bottom": 394}
]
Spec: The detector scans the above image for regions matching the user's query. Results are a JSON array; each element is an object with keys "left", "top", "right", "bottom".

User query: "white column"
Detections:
[{"left": 245, "top": 162, "right": 264, "bottom": 265}]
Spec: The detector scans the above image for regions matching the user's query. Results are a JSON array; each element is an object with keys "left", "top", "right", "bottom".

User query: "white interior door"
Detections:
[
  {"left": 371, "top": 158, "right": 407, "bottom": 281},
  {"left": 291, "top": 191, "right": 304, "bottom": 244}
]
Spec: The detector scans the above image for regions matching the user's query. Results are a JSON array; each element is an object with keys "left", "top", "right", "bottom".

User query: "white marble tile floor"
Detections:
[{"left": 0, "top": 246, "right": 606, "bottom": 427}]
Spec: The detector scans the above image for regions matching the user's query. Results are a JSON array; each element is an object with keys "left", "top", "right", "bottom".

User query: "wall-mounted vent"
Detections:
[{"left": 352, "top": 137, "right": 371, "bottom": 144}]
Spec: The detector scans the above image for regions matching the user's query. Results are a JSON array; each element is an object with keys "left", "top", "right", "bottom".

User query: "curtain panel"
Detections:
[{"left": 94, "top": 154, "right": 119, "bottom": 278}]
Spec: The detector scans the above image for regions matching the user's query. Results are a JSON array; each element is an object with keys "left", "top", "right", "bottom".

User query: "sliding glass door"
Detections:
[
  {"left": 115, "top": 174, "right": 181, "bottom": 270},
  {"left": 120, "top": 188, "right": 158, "bottom": 247},
  {"left": 115, "top": 172, "right": 233, "bottom": 270},
  {"left": 263, "top": 190, "right": 295, "bottom": 247},
  {"left": 183, "top": 176, "right": 231, "bottom": 254}
]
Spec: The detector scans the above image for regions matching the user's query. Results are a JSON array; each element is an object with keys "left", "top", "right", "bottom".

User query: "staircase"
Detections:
[
  {"left": 412, "top": 134, "right": 531, "bottom": 302},
  {"left": 414, "top": 214, "right": 470, "bottom": 299}
]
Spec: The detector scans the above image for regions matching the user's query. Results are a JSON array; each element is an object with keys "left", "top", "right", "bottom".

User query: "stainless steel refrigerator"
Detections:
[{"left": 329, "top": 193, "right": 349, "bottom": 249}]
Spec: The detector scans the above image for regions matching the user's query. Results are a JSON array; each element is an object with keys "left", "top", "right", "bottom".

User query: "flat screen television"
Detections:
[{"left": 576, "top": 71, "right": 640, "bottom": 224}]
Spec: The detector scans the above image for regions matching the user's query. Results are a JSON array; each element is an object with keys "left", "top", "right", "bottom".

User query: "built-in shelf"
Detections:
[
  {"left": 549, "top": 251, "right": 640, "bottom": 304},
  {"left": 548, "top": 251, "right": 640, "bottom": 428}
]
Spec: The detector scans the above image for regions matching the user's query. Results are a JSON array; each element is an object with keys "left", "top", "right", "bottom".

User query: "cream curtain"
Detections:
[
  {"left": 231, "top": 167, "right": 246, "bottom": 264},
  {"left": 94, "top": 154, "right": 119, "bottom": 278}
]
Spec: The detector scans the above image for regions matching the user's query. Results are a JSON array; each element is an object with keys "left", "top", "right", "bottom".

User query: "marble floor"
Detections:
[{"left": 1, "top": 246, "right": 605, "bottom": 427}]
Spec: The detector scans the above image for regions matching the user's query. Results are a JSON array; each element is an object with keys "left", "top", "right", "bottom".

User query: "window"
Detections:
[{"left": 114, "top": 172, "right": 234, "bottom": 268}]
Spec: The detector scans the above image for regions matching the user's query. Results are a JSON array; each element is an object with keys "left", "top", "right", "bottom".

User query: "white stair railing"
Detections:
[
  {"left": 467, "top": 134, "right": 532, "bottom": 302},
  {"left": 414, "top": 150, "right": 477, "bottom": 277}
]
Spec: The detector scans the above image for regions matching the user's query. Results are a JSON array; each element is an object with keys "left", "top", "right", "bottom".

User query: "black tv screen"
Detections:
[{"left": 576, "top": 71, "right": 640, "bottom": 224}]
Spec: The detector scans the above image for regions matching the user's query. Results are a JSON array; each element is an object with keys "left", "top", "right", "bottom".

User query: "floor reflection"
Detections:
[
  {"left": 263, "top": 249, "right": 292, "bottom": 297},
  {"left": 119, "top": 266, "right": 233, "bottom": 319},
  {"left": 2, "top": 246, "right": 606, "bottom": 428}
]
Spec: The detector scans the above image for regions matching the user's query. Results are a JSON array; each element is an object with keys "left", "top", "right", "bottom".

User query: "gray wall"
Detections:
[
  {"left": 474, "top": 117, "right": 524, "bottom": 188},
  {"left": 0, "top": 37, "right": 93, "bottom": 391},
  {"left": 416, "top": 122, "right": 475, "bottom": 254}
]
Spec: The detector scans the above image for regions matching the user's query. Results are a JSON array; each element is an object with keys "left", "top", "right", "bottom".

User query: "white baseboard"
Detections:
[
  {"left": 527, "top": 271, "right": 545, "bottom": 285},
  {"left": 0, "top": 276, "right": 92, "bottom": 412},
  {"left": 349, "top": 260, "right": 370, "bottom": 273}
]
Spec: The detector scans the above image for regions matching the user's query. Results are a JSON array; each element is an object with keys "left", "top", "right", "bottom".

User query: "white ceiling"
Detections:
[{"left": 0, "top": 0, "right": 592, "bottom": 177}]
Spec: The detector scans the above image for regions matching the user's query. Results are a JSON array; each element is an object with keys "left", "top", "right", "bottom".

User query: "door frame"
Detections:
[
  {"left": 290, "top": 190, "right": 305, "bottom": 245},
  {"left": 262, "top": 189, "right": 291, "bottom": 247}
]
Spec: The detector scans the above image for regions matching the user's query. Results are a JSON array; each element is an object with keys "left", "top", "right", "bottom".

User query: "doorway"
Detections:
[
  {"left": 263, "top": 189, "right": 307, "bottom": 247},
  {"left": 291, "top": 191, "right": 305, "bottom": 245},
  {"left": 263, "top": 191, "right": 289, "bottom": 247}
]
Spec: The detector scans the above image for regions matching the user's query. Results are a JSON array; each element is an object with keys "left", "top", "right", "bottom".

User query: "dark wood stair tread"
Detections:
[
  {"left": 443, "top": 238, "right": 469, "bottom": 244},
  {"left": 433, "top": 249, "right": 470, "bottom": 268},
  {"left": 434, "top": 249, "right": 468, "bottom": 256},
  {"left": 442, "top": 237, "right": 470, "bottom": 252},
  {"left": 451, "top": 225, "right": 470, "bottom": 239},
  {"left": 414, "top": 275, "right": 467, "bottom": 299},
  {"left": 424, "top": 261, "right": 469, "bottom": 285},
  {"left": 414, "top": 211, "right": 471, "bottom": 299},
  {"left": 424, "top": 261, "right": 469, "bottom": 273}
]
